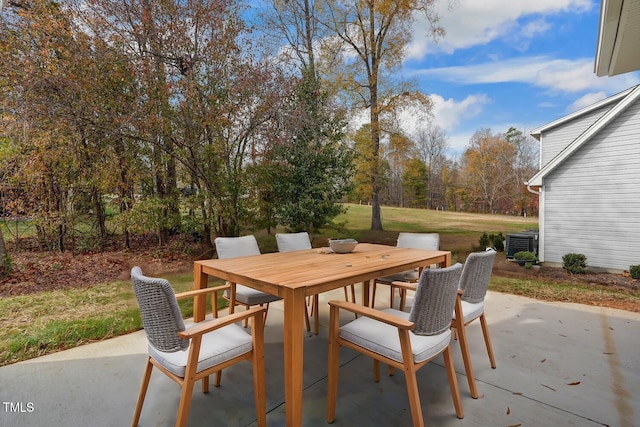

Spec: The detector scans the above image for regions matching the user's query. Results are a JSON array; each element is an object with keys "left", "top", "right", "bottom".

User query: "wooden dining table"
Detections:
[{"left": 192, "top": 242, "right": 451, "bottom": 426}]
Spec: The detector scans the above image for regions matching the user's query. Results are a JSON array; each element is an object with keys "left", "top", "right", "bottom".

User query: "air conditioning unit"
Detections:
[{"left": 506, "top": 230, "right": 539, "bottom": 259}]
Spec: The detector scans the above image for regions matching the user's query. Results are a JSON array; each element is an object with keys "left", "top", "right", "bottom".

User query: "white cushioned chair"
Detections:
[
  {"left": 450, "top": 249, "right": 497, "bottom": 399},
  {"left": 276, "top": 231, "right": 356, "bottom": 335},
  {"left": 371, "top": 232, "right": 440, "bottom": 309},
  {"left": 326, "top": 263, "right": 464, "bottom": 426},
  {"left": 214, "top": 235, "right": 282, "bottom": 326},
  {"left": 130, "top": 267, "right": 266, "bottom": 427}
]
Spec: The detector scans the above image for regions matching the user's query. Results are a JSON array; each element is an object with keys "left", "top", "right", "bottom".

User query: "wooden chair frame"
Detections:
[
  {"left": 326, "top": 299, "right": 464, "bottom": 427},
  {"left": 132, "top": 285, "right": 267, "bottom": 427},
  {"left": 390, "top": 278, "right": 495, "bottom": 399}
]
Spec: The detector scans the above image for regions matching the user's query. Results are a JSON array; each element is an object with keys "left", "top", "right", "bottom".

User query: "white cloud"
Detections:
[
  {"left": 406, "top": 0, "right": 594, "bottom": 58},
  {"left": 566, "top": 91, "right": 607, "bottom": 111},
  {"left": 430, "top": 93, "right": 492, "bottom": 130},
  {"left": 417, "top": 93, "right": 492, "bottom": 154},
  {"left": 411, "top": 56, "right": 640, "bottom": 94}
]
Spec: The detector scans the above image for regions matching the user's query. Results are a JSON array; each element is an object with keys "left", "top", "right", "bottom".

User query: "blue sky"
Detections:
[{"left": 400, "top": 0, "right": 640, "bottom": 155}]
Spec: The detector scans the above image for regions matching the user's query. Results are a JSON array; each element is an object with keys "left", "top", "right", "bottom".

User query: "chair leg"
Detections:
[
  {"left": 389, "top": 285, "right": 394, "bottom": 309},
  {"left": 453, "top": 296, "right": 478, "bottom": 398},
  {"left": 349, "top": 285, "right": 358, "bottom": 319},
  {"left": 396, "top": 329, "right": 424, "bottom": 427},
  {"left": 132, "top": 358, "right": 153, "bottom": 427},
  {"left": 176, "top": 378, "right": 196, "bottom": 427},
  {"left": 313, "top": 295, "right": 320, "bottom": 335},
  {"left": 214, "top": 371, "right": 222, "bottom": 387},
  {"left": 326, "top": 306, "right": 341, "bottom": 423},
  {"left": 371, "top": 282, "right": 377, "bottom": 308},
  {"left": 202, "top": 376, "right": 209, "bottom": 393},
  {"left": 480, "top": 313, "right": 497, "bottom": 369},
  {"left": 304, "top": 299, "right": 311, "bottom": 333},
  {"left": 454, "top": 322, "right": 478, "bottom": 398},
  {"left": 176, "top": 338, "right": 202, "bottom": 427},
  {"left": 212, "top": 291, "right": 219, "bottom": 318},
  {"left": 373, "top": 360, "right": 380, "bottom": 382},
  {"left": 443, "top": 346, "right": 464, "bottom": 419},
  {"left": 402, "top": 358, "right": 423, "bottom": 427},
  {"left": 263, "top": 303, "right": 270, "bottom": 325}
]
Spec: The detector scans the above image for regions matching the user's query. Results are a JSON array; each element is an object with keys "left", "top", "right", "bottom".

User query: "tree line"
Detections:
[{"left": 0, "top": 0, "right": 538, "bottom": 259}]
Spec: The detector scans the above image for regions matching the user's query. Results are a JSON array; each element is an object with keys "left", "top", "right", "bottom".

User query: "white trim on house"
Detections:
[
  {"left": 530, "top": 87, "right": 634, "bottom": 140},
  {"left": 527, "top": 84, "right": 640, "bottom": 188},
  {"left": 595, "top": 0, "right": 640, "bottom": 76}
]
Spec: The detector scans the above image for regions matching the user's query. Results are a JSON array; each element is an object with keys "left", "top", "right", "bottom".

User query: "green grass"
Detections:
[
  {"left": 1, "top": 204, "right": 635, "bottom": 366},
  {"left": 0, "top": 272, "right": 226, "bottom": 366},
  {"left": 489, "top": 276, "right": 640, "bottom": 306}
]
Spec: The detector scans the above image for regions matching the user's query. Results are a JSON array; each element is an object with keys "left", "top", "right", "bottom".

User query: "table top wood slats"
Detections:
[{"left": 195, "top": 243, "right": 450, "bottom": 298}]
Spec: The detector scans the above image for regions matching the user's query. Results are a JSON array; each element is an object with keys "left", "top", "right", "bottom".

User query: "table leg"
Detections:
[
  {"left": 193, "top": 263, "right": 207, "bottom": 322},
  {"left": 282, "top": 287, "right": 305, "bottom": 426},
  {"left": 442, "top": 252, "right": 452, "bottom": 268}
]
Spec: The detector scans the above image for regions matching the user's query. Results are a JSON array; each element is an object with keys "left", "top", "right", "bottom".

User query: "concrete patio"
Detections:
[{"left": 1, "top": 287, "right": 639, "bottom": 426}]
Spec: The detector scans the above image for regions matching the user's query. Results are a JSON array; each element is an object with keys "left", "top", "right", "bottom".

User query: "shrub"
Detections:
[
  {"left": 479, "top": 233, "right": 490, "bottom": 248},
  {"left": 630, "top": 265, "right": 640, "bottom": 280},
  {"left": 491, "top": 232, "right": 505, "bottom": 252},
  {"left": 514, "top": 251, "right": 537, "bottom": 267},
  {"left": 479, "top": 232, "right": 504, "bottom": 252},
  {"left": 563, "top": 253, "right": 587, "bottom": 274},
  {"left": 514, "top": 251, "right": 537, "bottom": 261}
]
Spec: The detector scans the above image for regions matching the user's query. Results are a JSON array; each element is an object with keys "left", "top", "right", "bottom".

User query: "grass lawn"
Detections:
[{"left": 1, "top": 204, "right": 637, "bottom": 366}]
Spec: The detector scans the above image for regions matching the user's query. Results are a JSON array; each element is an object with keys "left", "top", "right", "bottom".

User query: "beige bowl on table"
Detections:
[{"left": 329, "top": 239, "right": 358, "bottom": 254}]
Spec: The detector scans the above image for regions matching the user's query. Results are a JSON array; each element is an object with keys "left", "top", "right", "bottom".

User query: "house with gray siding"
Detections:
[{"left": 528, "top": 85, "right": 640, "bottom": 272}]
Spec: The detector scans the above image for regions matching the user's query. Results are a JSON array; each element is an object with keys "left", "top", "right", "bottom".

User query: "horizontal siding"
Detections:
[
  {"left": 540, "top": 105, "right": 612, "bottom": 167},
  {"left": 542, "top": 99, "right": 640, "bottom": 271}
]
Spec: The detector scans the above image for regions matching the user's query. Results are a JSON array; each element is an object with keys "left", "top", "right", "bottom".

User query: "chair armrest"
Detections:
[
  {"left": 178, "top": 305, "right": 267, "bottom": 339},
  {"left": 175, "top": 284, "right": 230, "bottom": 300},
  {"left": 328, "top": 300, "right": 414, "bottom": 330},
  {"left": 390, "top": 280, "right": 418, "bottom": 291}
]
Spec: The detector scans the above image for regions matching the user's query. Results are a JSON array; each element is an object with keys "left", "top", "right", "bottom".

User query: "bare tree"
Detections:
[
  {"left": 317, "top": 0, "right": 446, "bottom": 230},
  {"left": 415, "top": 123, "right": 448, "bottom": 208}
]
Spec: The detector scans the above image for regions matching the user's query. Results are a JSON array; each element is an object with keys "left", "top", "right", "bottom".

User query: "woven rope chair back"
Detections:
[
  {"left": 459, "top": 250, "right": 496, "bottom": 303},
  {"left": 409, "top": 263, "right": 463, "bottom": 336},
  {"left": 131, "top": 266, "right": 188, "bottom": 352}
]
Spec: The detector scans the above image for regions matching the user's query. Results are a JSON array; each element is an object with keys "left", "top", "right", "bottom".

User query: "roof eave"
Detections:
[{"left": 527, "top": 85, "right": 640, "bottom": 187}]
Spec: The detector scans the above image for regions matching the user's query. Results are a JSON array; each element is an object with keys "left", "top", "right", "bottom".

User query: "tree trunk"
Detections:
[
  {"left": 367, "top": 2, "right": 383, "bottom": 231},
  {"left": 0, "top": 227, "right": 10, "bottom": 277}
]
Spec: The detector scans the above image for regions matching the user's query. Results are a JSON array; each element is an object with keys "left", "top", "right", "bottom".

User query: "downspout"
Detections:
[
  {"left": 525, "top": 181, "right": 542, "bottom": 263},
  {"left": 525, "top": 182, "right": 539, "bottom": 195}
]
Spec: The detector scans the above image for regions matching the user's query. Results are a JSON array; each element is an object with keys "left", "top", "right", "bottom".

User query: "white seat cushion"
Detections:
[
  {"left": 452, "top": 300, "right": 485, "bottom": 324},
  {"left": 376, "top": 269, "right": 419, "bottom": 284},
  {"left": 224, "top": 285, "right": 280, "bottom": 305},
  {"left": 339, "top": 309, "right": 452, "bottom": 364},
  {"left": 149, "top": 322, "right": 253, "bottom": 377}
]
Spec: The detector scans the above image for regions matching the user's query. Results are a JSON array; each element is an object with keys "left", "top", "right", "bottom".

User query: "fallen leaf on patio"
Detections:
[
  {"left": 540, "top": 358, "right": 546, "bottom": 363},
  {"left": 512, "top": 392, "right": 522, "bottom": 395},
  {"left": 567, "top": 381, "right": 581, "bottom": 386},
  {"left": 507, "top": 407, "right": 511, "bottom": 415},
  {"left": 508, "top": 424, "right": 522, "bottom": 427},
  {"left": 603, "top": 351, "right": 615, "bottom": 355},
  {"left": 559, "top": 334, "right": 567, "bottom": 337},
  {"left": 541, "top": 384, "right": 556, "bottom": 392},
  {"left": 609, "top": 326, "right": 615, "bottom": 331}
]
